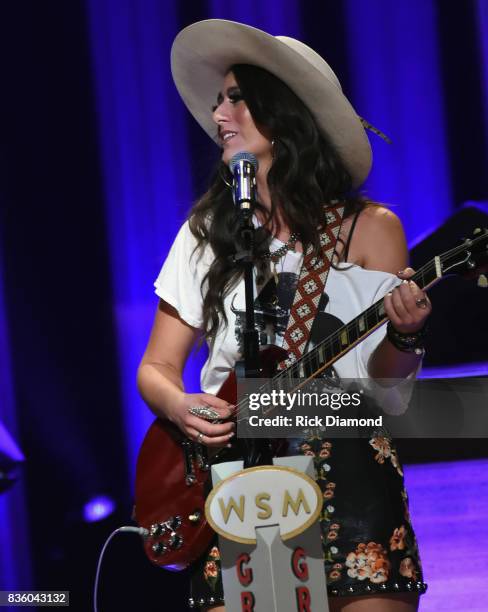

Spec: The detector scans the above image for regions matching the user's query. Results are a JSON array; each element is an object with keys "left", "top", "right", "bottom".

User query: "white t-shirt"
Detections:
[{"left": 154, "top": 221, "right": 411, "bottom": 404}]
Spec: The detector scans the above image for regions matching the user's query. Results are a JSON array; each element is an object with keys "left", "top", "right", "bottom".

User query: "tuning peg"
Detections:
[
  {"left": 473, "top": 228, "right": 482, "bottom": 235},
  {"left": 150, "top": 522, "right": 168, "bottom": 537},
  {"left": 168, "top": 532, "right": 183, "bottom": 549},
  {"left": 478, "top": 274, "right": 488, "bottom": 288},
  {"left": 151, "top": 542, "right": 168, "bottom": 555}
]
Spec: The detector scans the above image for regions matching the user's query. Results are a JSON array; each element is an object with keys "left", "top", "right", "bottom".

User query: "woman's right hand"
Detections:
[
  {"left": 166, "top": 391, "right": 236, "bottom": 447},
  {"left": 137, "top": 300, "right": 236, "bottom": 447}
]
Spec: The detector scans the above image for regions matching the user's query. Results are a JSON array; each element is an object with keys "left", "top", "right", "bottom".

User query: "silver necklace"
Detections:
[{"left": 259, "top": 232, "right": 299, "bottom": 284}]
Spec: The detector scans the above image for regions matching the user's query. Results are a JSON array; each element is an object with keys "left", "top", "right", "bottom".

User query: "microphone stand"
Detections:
[{"left": 230, "top": 160, "right": 273, "bottom": 468}]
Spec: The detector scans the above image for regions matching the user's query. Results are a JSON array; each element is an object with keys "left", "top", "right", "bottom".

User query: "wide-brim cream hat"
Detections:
[{"left": 171, "top": 19, "right": 374, "bottom": 188}]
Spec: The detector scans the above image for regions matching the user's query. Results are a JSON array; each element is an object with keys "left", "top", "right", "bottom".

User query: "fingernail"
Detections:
[
  {"left": 386, "top": 292, "right": 392, "bottom": 297},
  {"left": 226, "top": 443, "right": 233, "bottom": 448},
  {"left": 398, "top": 270, "right": 404, "bottom": 275},
  {"left": 402, "top": 279, "right": 409, "bottom": 284},
  {"left": 228, "top": 432, "right": 235, "bottom": 438}
]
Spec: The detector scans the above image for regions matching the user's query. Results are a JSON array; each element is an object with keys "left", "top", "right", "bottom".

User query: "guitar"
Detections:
[{"left": 134, "top": 229, "right": 488, "bottom": 570}]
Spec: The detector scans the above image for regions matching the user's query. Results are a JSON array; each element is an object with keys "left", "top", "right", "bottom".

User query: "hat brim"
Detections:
[{"left": 171, "top": 20, "right": 372, "bottom": 188}]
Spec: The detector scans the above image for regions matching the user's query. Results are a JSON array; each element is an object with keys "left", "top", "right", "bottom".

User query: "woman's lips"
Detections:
[{"left": 220, "top": 131, "right": 238, "bottom": 145}]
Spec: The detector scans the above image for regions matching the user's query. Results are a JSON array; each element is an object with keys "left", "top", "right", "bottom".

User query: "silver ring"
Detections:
[
  {"left": 196, "top": 431, "right": 204, "bottom": 444},
  {"left": 415, "top": 297, "right": 428, "bottom": 309},
  {"left": 188, "top": 405, "right": 221, "bottom": 422}
]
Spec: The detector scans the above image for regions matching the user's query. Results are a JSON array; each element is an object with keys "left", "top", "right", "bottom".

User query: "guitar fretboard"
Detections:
[{"left": 275, "top": 257, "right": 441, "bottom": 384}]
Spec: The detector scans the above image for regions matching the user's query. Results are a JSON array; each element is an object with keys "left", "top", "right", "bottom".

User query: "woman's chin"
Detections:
[{"left": 222, "top": 148, "right": 239, "bottom": 166}]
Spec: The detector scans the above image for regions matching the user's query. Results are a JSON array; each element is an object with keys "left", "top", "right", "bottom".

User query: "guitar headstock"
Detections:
[{"left": 440, "top": 228, "right": 488, "bottom": 284}]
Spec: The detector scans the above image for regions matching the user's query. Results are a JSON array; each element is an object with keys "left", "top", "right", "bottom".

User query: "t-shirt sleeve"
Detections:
[
  {"left": 154, "top": 221, "right": 209, "bottom": 329},
  {"left": 359, "top": 274, "right": 422, "bottom": 415}
]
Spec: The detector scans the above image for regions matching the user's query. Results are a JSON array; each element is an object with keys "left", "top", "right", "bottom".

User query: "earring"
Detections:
[
  {"left": 219, "top": 165, "right": 233, "bottom": 189},
  {"left": 271, "top": 139, "right": 277, "bottom": 159}
]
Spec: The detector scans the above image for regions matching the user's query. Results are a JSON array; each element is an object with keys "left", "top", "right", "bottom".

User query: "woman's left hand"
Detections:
[{"left": 384, "top": 267, "right": 432, "bottom": 334}]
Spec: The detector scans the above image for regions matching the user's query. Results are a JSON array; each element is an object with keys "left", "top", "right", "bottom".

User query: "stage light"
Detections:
[
  {"left": 83, "top": 496, "right": 116, "bottom": 523},
  {"left": 420, "top": 362, "right": 488, "bottom": 379}
]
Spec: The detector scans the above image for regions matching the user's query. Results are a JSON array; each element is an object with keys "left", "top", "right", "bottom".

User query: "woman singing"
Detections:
[{"left": 137, "top": 19, "right": 430, "bottom": 612}]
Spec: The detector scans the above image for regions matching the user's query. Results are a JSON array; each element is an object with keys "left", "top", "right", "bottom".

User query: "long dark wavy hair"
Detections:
[{"left": 188, "top": 64, "right": 366, "bottom": 341}]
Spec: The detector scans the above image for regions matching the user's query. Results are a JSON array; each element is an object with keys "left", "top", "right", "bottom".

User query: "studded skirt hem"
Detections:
[{"left": 188, "top": 579, "right": 427, "bottom": 608}]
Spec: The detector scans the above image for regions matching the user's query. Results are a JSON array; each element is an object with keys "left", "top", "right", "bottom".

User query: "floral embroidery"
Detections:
[
  {"left": 297, "top": 438, "right": 342, "bottom": 565},
  {"left": 209, "top": 546, "right": 220, "bottom": 560},
  {"left": 299, "top": 442, "right": 315, "bottom": 457},
  {"left": 389, "top": 526, "right": 407, "bottom": 551},
  {"left": 369, "top": 434, "right": 403, "bottom": 476},
  {"left": 346, "top": 542, "right": 390, "bottom": 584},
  {"left": 328, "top": 559, "right": 343, "bottom": 582},
  {"left": 289, "top": 435, "right": 425, "bottom": 594},
  {"left": 328, "top": 569, "right": 341, "bottom": 581},
  {"left": 399, "top": 557, "right": 418, "bottom": 581},
  {"left": 203, "top": 547, "right": 221, "bottom": 590},
  {"left": 204, "top": 561, "right": 219, "bottom": 585},
  {"left": 391, "top": 522, "right": 423, "bottom": 581}
]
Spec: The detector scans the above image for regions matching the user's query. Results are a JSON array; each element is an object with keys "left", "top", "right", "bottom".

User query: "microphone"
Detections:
[{"left": 229, "top": 151, "right": 259, "bottom": 217}]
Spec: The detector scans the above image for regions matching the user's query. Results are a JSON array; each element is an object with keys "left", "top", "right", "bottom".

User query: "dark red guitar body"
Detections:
[{"left": 134, "top": 345, "right": 286, "bottom": 570}]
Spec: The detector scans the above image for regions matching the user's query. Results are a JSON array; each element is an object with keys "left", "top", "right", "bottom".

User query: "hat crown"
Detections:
[
  {"left": 275, "top": 36, "right": 342, "bottom": 92},
  {"left": 171, "top": 19, "right": 372, "bottom": 187}
]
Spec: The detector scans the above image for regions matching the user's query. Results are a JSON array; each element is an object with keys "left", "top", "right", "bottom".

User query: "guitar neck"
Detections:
[{"left": 274, "top": 255, "right": 444, "bottom": 384}]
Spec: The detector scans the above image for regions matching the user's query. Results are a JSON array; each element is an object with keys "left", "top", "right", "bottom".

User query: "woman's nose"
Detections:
[{"left": 212, "top": 101, "right": 228, "bottom": 125}]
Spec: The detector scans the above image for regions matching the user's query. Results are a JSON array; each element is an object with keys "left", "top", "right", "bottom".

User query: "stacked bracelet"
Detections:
[{"left": 386, "top": 321, "right": 427, "bottom": 356}]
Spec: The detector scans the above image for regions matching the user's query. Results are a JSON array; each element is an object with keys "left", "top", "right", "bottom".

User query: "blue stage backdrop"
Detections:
[
  {"left": 86, "top": 0, "right": 200, "bottom": 480},
  {"left": 344, "top": 0, "right": 453, "bottom": 245}
]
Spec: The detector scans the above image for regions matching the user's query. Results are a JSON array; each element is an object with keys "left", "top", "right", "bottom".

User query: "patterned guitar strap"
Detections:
[{"left": 277, "top": 203, "right": 345, "bottom": 371}]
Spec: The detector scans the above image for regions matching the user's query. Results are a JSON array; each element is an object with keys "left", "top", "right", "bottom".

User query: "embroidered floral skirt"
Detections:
[{"left": 188, "top": 432, "right": 427, "bottom": 609}]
